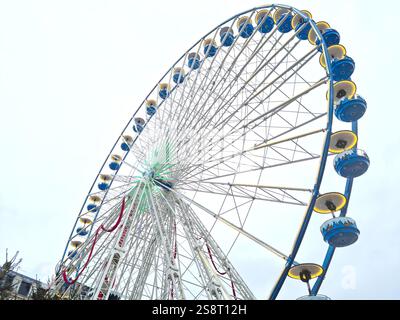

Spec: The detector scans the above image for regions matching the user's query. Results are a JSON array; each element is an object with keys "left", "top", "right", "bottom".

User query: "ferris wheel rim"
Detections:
[
  {"left": 55, "top": 4, "right": 360, "bottom": 301},
  {"left": 57, "top": 3, "right": 324, "bottom": 267}
]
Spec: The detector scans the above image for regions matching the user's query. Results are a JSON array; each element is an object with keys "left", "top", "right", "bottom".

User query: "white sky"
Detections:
[{"left": 0, "top": 0, "right": 399, "bottom": 299}]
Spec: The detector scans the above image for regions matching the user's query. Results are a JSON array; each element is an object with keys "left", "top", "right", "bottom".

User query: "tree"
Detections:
[
  {"left": 0, "top": 249, "right": 22, "bottom": 300},
  {"left": 30, "top": 278, "right": 60, "bottom": 300}
]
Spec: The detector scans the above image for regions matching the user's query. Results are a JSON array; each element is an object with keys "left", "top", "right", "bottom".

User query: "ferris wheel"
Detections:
[{"left": 52, "top": 4, "right": 369, "bottom": 300}]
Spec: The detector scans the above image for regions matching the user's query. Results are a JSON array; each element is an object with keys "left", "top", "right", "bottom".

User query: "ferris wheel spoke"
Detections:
[
  {"left": 110, "top": 175, "right": 144, "bottom": 186},
  {"left": 212, "top": 46, "right": 319, "bottom": 132},
  {"left": 175, "top": 198, "right": 255, "bottom": 299},
  {"left": 185, "top": 126, "right": 324, "bottom": 175},
  {"left": 114, "top": 210, "right": 154, "bottom": 277},
  {"left": 171, "top": 13, "right": 267, "bottom": 131},
  {"left": 185, "top": 76, "right": 327, "bottom": 168},
  {"left": 63, "top": 232, "right": 116, "bottom": 297},
  {"left": 190, "top": 97, "right": 325, "bottom": 170},
  {"left": 257, "top": 113, "right": 328, "bottom": 148},
  {"left": 64, "top": 185, "right": 148, "bottom": 299},
  {"left": 181, "top": 153, "right": 320, "bottom": 185},
  {"left": 216, "top": 54, "right": 317, "bottom": 126},
  {"left": 144, "top": 185, "right": 189, "bottom": 299},
  {"left": 163, "top": 48, "right": 229, "bottom": 132},
  {"left": 145, "top": 38, "right": 318, "bottom": 172},
  {"left": 166, "top": 64, "right": 325, "bottom": 175},
  {"left": 111, "top": 174, "right": 143, "bottom": 185},
  {"left": 156, "top": 190, "right": 216, "bottom": 299},
  {"left": 183, "top": 13, "right": 304, "bottom": 135},
  {"left": 165, "top": 196, "right": 229, "bottom": 298},
  {"left": 88, "top": 180, "right": 134, "bottom": 200},
  {"left": 123, "top": 237, "right": 157, "bottom": 299},
  {"left": 169, "top": 187, "right": 294, "bottom": 266},
  {"left": 113, "top": 214, "right": 154, "bottom": 297},
  {"left": 158, "top": 75, "right": 194, "bottom": 144},
  {"left": 169, "top": 126, "right": 324, "bottom": 183},
  {"left": 154, "top": 19, "right": 245, "bottom": 148},
  {"left": 178, "top": 181, "right": 311, "bottom": 206},
  {"left": 61, "top": 195, "right": 128, "bottom": 279},
  {"left": 170, "top": 45, "right": 297, "bottom": 149},
  {"left": 120, "top": 159, "right": 145, "bottom": 175},
  {"left": 268, "top": 36, "right": 317, "bottom": 90},
  {"left": 177, "top": 181, "right": 290, "bottom": 207},
  {"left": 154, "top": 116, "right": 321, "bottom": 182},
  {"left": 190, "top": 37, "right": 305, "bottom": 136},
  {"left": 212, "top": 68, "right": 306, "bottom": 141},
  {"left": 166, "top": 18, "right": 296, "bottom": 146},
  {"left": 182, "top": 200, "right": 276, "bottom": 299},
  {"left": 129, "top": 237, "right": 159, "bottom": 299},
  {"left": 71, "top": 190, "right": 128, "bottom": 232},
  {"left": 122, "top": 237, "right": 157, "bottom": 299}
]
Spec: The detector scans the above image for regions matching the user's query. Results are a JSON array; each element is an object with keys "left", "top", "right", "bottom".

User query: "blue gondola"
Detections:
[
  {"left": 274, "top": 8, "right": 293, "bottom": 33},
  {"left": 321, "top": 217, "right": 360, "bottom": 247},
  {"left": 291, "top": 10, "right": 312, "bottom": 40},
  {"left": 98, "top": 182, "right": 109, "bottom": 190},
  {"left": 146, "top": 100, "right": 157, "bottom": 116},
  {"left": 332, "top": 55, "right": 355, "bottom": 81},
  {"left": 220, "top": 27, "right": 235, "bottom": 47},
  {"left": 295, "top": 22, "right": 312, "bottom": 40},
  {"left": 87, "top": 203, "right": 98, "bottom": 213},
  {"left": 317, "top": 28, "right": 340, "bottom": 50},
  {"left": 308, "top": 21, "right": 330, "bottom": 48},
  {"left": 173, "top": 68, "right": 185, "bottom": 84},
  {"left": 109, "top": 162, "right": 120, "bottom": 171},
  {"left": 159, "top": 83, "right": 170, "bottom": 99},
  {"left": 334, "top": 149, "right": 370, "bottom": 178},
  {"left": 68, "top": 250, "right": 78, "bottom": 259},
  {"left": 255, "top": 10, "right": 274, "bottom": 34},
  {"left": 76, "top": 227, "right": 89, "bottom": 237},
  {"left": 121, "top": 135, "right": 133, "bottom": 151},
  {"left": 237, "top": 17, "right": 254, "bottom": 38},
  {"left": 331, "top": 80, "right": 365, "bottom": 123},
  {"left": 335, "top": 95, "right": 367, "bottom": 122},
  {"left": 320, "top": 45, "right": 355, "bottom": 81},
  {"left": 332, "top": 56, "right": 355, "bottom": 81},
  {"left": 133, "top": 117, "right": 145, "bottom": 133},
  {"left": 204, "top": 39, "right": 218, "bottom": 58},
  {"left": 188, "top": 52, "right": 201, "bottom": 69},
  {"left": 109, "top": 154, "right": 122, "bottom": 171},
  {"left": 98, "top": 174, "right": 111, "bottom": 191}
]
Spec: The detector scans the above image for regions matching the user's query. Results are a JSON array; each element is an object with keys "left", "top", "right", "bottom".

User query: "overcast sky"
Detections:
[{"left": 0, "top": 0, "right": 399, "bottom": 299}]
